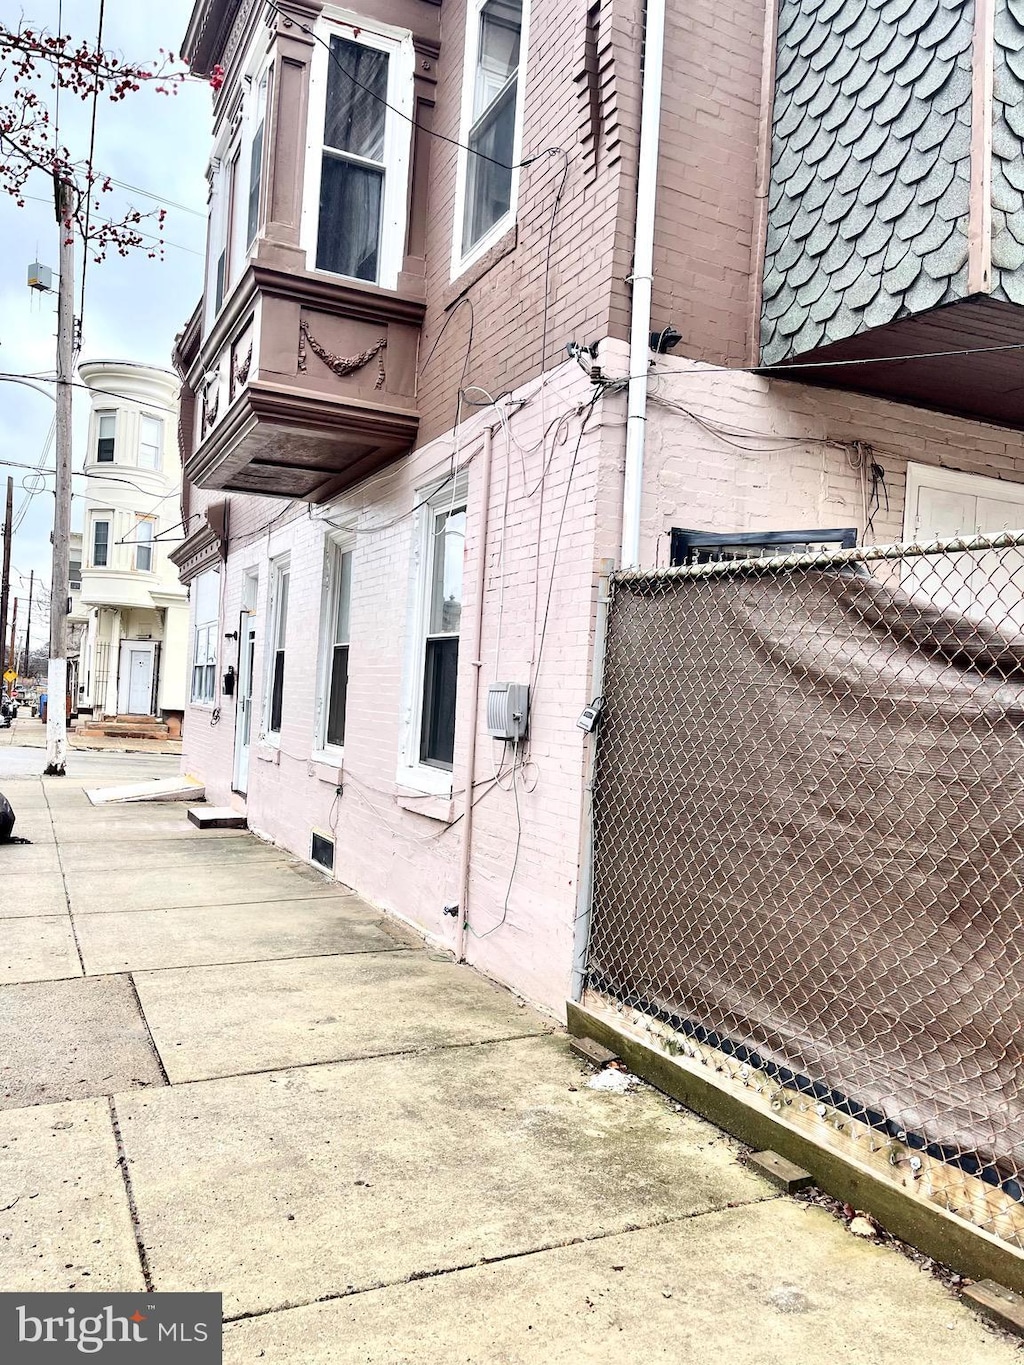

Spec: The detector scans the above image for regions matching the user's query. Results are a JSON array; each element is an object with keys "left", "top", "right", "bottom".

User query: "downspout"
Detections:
[
  {"left": 620, "top": 0, "right": 667, "bottom": 567},
  {"left": 455, "top": 424, "right": 495, "bottom": 963}
]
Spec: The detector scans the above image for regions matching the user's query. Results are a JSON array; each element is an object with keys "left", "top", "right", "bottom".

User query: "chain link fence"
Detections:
[{"left": 586, "top": 532, "right": 1024, "bottom": 1248}]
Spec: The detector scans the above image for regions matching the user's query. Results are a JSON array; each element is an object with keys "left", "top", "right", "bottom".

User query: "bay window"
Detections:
[{"left": 247, "top": 67, "right": 270, "bottom": 247}]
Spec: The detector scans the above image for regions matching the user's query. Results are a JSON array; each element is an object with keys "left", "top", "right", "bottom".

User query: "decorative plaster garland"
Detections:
[{"left": 298, "top": 319, "right": 387, "bottom": 390}]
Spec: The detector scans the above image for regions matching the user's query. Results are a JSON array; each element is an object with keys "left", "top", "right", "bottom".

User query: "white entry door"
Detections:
[
  {"left": 233, "top": 613, "right": 256, "bottom": 795},
  {"left": 117, "top": 641, "right": 156, "bottom": 715}
]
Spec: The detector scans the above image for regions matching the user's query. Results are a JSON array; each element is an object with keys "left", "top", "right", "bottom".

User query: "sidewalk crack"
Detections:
[
  {"left": 41, "top": 780, "right": 85, "bottom": 975},
  {"left": 108, "top": 1096, "right": 156, "bottom": 1293}
]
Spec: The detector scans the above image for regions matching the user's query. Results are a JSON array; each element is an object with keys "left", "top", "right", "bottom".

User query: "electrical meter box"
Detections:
[{"left": 486, "top": 682, "right": 530, "bottom": 742}]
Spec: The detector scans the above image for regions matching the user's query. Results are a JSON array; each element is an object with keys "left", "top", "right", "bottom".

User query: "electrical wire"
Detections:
[
  {"left": 0, "top": 371, "right": 180, "bottom": 413},
  {"left": 262, "top": 0, "right": 559, "bottom": 175},
  {"left": 531, "top": 388, "right": 602, "bottom": 694},
  {"left": 78, "top": 0, "right": 105, "bottom": 320}
]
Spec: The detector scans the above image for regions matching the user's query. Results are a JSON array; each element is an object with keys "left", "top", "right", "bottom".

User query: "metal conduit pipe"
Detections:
[
  {"left": 455, "top": 423, "right": 495, "bottom": 962},
  {"left": 620, "top": 0, "right": 668, "bottom": 567}
]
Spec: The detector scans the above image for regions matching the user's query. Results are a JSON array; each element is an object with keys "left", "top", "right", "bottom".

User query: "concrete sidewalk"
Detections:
[{"left": 0, "top": 748, "right": 1017, "bottom": 1362}]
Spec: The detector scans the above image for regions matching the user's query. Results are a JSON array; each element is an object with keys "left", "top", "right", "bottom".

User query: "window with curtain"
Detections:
[
  {"left": 316, "top": 37, "right": 390, "bottom": 282},
  {"left": 463, "top": 0, "right": 523, "bottom": 255}
]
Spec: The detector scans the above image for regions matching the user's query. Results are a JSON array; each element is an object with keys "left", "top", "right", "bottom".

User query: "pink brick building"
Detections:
[{"left": 174, "top": 0, "right": 1024, "bottom": 1018}]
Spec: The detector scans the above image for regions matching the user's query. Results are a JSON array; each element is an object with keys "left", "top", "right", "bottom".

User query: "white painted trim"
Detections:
[
  {"left": 395, "top": 472, "right": 469, "bottom": 796},
  {"left": 116, "top": 639, "right": 157, "bottom": 716},
  {"left": 300, "top": 10, "right": 414, "bottom": 290},
  {"left": 451, "top": 0, "right": 531, "bottom": 280},
  {"left": 904, "top": 462, "right": 1024, "bottom": 541},
  {"left": 314, "top": 529, "right": 355, "bottom": 763},
  {"left": 262, "top": 554, "right": 291, "bottom": 745}
]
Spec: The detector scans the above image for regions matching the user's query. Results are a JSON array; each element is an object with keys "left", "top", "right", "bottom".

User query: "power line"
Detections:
[
  {"left": 79, "top": 0, "right": 106, "bottom": 320},
  {"left": 262, "top": 0, "right": 564, "bottom": 175}
]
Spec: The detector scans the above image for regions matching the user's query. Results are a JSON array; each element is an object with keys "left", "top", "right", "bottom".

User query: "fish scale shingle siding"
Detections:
[
  {"left": 761, "top": 0, "right": 975, "bottom": 363},
  {"left": 991, "top": 0, "right": 1024, "bottom": 300}
]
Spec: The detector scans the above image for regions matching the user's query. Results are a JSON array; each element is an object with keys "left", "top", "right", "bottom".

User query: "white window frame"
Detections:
[
  {"left": 263, "top": 555, "right": 291, "bottom": 744},
  {"left": 134, "top": 517, "right": 156, "bottom": 573},
  {"left": 314, "top": 534, "right": 355, "bottom": 763},
  {"left": 300, "top": 9, "right": 415, "bottom": 291},
  {"left": 397, "top": 473, "right": 469, "bottom": 796},
  {"left": 90, "top": 512, "right": 112, "bottom": 568},
  {"left": 246, "top": 63, "right": 271, "bottom": 249},
  {"left": 138, "top": 414, "right": 163, "bottom": 470},
  {"left": 451, "top": 0, "right": 530, "bottom": 279},
  {"left": 95, "top": 410, "right": 116, "bottom": 463},
  {"left": 190, "top": 569, "right": 220, "bottom": 707}
]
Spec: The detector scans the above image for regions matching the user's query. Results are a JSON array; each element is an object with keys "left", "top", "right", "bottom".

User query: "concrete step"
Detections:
[
  {"left": 78, "top": 723, "right": 171, "bottom": 740},
  {"left": 86, "top": 776, "right": 206, "bottom": 806},
  {"left": 187, "top": 806, "right": 248, "bottom": 830}
]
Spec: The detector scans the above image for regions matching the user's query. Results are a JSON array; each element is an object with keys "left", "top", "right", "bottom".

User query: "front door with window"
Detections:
[
  {"left": 117, "top": 641, "right": 156, "bottom": 715},
  {"left": 233, "top": 612, "right": 256, "bottom": 795}
]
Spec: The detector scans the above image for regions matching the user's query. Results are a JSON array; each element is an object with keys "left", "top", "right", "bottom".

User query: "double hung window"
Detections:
[
  {"left": 420, "top": 497, "right": 466, "bottom": 770},
  {"left": 191, "top": 569, "right": 220, "bottom": 705},
  {"left": 318, "top": 542, "right": 353, "bottom": 754},
  {"left": 138, "top": 415, "right": 162, "bottom": 470},
  {"left": 316, "top": 38, "right": 389, "bottom": 282},
  {"left": 91, "top": 516, "right": 111, "bottom": 568},
  {"left": 459, "top": 0, "right": 525, "bottom": 261},
  {"left": 306, "top": 22, "right": 412, "bottom": 290},
  {"left": 266, "top": 559, "right": 290, "bottom": 739},
  {"left": 135, "top": 518, "right": 155, "bottom": 573},
  {"left": 247, "top": 68, "right": 269, "bottom": 248},
  {"left": 96, "top": 412, "right": 116, "bottom": 462}
]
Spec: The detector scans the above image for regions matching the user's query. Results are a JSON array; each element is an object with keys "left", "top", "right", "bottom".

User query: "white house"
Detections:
[{"left": 75, "top": 361, "right": 189, "bottom": 736}]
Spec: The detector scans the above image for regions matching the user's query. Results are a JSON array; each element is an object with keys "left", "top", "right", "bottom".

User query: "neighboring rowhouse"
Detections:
[
  {"left": 172, "top": 0, "right": 1024, "bottom": 1025},
  {"left": 75, "top": 361, "right": 189, "bottom": 737}
]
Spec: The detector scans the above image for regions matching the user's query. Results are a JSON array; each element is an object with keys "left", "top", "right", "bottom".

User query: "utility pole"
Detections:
[
  {"left": 0, "top": 476, "right": 11, "bottom": 696},
  {"left": 7, "top": 598, "right": 18, "bottom": 693},
  {"left": 46, "top": 178, "right": 75, "bottom": 775},
  {"left": 23, "top": 570, "right": 33, "bottom": 687}
]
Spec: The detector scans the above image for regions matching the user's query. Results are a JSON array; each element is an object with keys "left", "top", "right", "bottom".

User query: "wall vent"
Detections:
[{"left": 311, "top": 830, "right": 335, "bottom": 872}]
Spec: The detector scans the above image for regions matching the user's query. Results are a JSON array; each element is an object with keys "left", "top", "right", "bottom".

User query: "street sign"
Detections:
[{"left": 2, "top": 670, "right": 16, "bottom": 684}]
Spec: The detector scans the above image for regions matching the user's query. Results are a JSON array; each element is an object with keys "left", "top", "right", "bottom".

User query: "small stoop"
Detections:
[
  {"left": 187, "top": 806, "right": 247, "bottom": 830},
  {"left": 77, "top": 714, "right": 171, "bottom": 741},
  {"left": 86, "top": 776, "right": 205, "bottom": 806}
]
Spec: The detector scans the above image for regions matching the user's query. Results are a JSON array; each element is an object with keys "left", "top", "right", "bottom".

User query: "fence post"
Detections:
[{"left": 571, "top": 558, "right": 616, "bottom": 1003}]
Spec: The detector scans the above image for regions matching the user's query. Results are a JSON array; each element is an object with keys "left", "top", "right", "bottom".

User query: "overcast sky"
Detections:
[{"left": 0, "top": 0, "right": 209, "bottom": 655}]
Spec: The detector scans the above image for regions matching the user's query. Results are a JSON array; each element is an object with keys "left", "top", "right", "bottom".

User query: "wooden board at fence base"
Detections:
[{"left": 569, "top": 996, "right": 1024, "bottom": 1293}]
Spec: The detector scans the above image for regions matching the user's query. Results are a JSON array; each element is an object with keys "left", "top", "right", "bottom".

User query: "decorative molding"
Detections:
[
  {"left": 233, "top": 343, "right": 253, "bottom": 395},
  {"left": 298, "top": 320, "right": 387, "bottom": 390},
  {"left": 202, "top": 376, "right": 220, "bottom": 435}
]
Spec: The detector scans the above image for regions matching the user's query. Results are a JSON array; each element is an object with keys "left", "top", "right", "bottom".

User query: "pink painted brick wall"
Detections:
[
  {"left": 182, "top": 358, "right": 624, "bottom": 1016},
  {"left": 638, "top": 357, "right": 1024, "bottom": 560}
]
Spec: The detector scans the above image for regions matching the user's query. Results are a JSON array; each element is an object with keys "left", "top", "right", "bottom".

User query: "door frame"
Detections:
[
  {"left": 116, "top": 639, "right": 157, "bottom": 715},
  {"left": 232, "top": 607, "right": 257, "bottom": 796}
]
